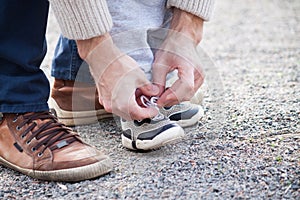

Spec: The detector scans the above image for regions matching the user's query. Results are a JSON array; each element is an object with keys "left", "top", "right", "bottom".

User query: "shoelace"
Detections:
[
  {"left": 15, "top": 112, "right": 78, "bottom": 157},
  {"left": 140, "top": 95, "right": 164, "bottom": 121}
]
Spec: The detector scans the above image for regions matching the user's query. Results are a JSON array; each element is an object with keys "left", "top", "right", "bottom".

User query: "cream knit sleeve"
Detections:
[
  {"left": 49, "top": 0, "right": 112, "bottom": 40},
  {"left": 167, "top": 0, "right": 215, "bottom": 21}
]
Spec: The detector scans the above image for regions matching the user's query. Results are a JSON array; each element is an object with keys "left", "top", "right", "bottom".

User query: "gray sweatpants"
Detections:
[{"left": 107, "top": 0, "right": 170, "bottom": 80}]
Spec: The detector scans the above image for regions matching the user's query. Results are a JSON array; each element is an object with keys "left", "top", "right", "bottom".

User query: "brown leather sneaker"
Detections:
[
  {"left": 0, "top": 112, "right": 113, "bottom": 182},
  {"left": 49, "top": 79, "right": 112, "bottom": 126}
]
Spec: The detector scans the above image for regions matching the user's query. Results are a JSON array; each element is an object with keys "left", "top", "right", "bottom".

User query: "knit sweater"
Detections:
[{"left": 49, "top": 0, "right": 214, "bottom": 40}]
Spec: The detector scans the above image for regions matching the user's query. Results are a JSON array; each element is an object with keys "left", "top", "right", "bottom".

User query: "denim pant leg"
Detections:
[
  {"left": 51, "top": 35, "right": 94, "bottom": 83},
  {"left": 0, "top": 0, "right": 50, "bottom": 113}
]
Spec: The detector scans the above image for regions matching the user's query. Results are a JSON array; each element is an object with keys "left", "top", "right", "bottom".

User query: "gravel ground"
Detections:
[{"left": 1, "top": 0, "right": 299, "bottom": 199}]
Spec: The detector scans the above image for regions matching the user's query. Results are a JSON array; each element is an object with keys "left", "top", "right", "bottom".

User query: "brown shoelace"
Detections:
[{"left": 14, "top": 112, "right": 78, "bottom": 157}]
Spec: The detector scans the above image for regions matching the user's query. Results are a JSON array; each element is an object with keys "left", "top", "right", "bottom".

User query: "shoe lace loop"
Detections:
[
  {"left": 140, "top": 96, "right": 158, "bottom": 107},
  {"left": 17, "top": 112, "right": 78, "bottom": 155},
  {"left": 140, "top": 95, "right": 164, "bottom": 121}
]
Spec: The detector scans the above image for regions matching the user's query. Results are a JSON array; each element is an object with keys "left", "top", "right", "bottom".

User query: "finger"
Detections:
[
  {"left": 98, "top": 96, "right": 104, "bottom": 106},
  {"left": 135, "top": 89, "right": 147, "bottom": 107},
  {"left": 156, "top": 88, "right": 179, "bottom": 107},
  {"left": 158, "top": 66, "right": 195, "bottom": 106},
  {"left": 152, "top": 62, "right": 169, "bottom": 91},
  {"left": 125, "top": 94, "right": 159, "bottom": 120},
  {"left": 138, "top": 83, "right": 160, "bottom": 97},
  {"left": 129, "top": 106, "right": 158, "bottom": 121},
  {"left": 174, "top": 65, "right": 195, "bottom": 98},
  {"left": 154, "top": 83, "right": 166, "bottom": 97},
  {"left": 101, "top": 99, "right": 113, "bottom": 113},
  {"left": 193, "top": 67, "right": 205, "bottom": 92},
  {"left": 135, "top": 84, "right": 160, "bottom": 107},
  {"left": 109, "top": 91, "right": 159, "bottom": 120}
]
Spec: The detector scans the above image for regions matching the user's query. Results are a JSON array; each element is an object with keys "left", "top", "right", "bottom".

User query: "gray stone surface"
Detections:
[{"left": 1, "top": 0, "right": 299, "bottom": 199}]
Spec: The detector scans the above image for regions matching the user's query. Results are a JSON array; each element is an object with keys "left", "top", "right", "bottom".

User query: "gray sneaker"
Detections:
[
  {"left": 121, "top": 96, "right": 184, "bottom": 151},
  {"left": 160, "top": 102, "right": 204, "bottom": 128}
]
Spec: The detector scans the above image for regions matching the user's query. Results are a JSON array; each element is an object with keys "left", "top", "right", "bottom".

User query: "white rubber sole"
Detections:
[
  {"left": 173, "top": 105, "right": 204, "bottom": 128},
  {"left": 49, "top": 98, "right": 112, "bottom": 126},
  {"left": 121, "top": 125, "right": 184, "bottom": 151},
  {"left": 0, "top": 156, "right": 113, "bottom": 182}
]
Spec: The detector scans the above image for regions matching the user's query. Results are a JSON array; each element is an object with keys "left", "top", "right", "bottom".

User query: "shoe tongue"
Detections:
[
  {"left": 134, "top": 114, "right": 165, "bottom": 126},
  {"left": 151, "top": 113, "right": 165, "bottom": 121}
]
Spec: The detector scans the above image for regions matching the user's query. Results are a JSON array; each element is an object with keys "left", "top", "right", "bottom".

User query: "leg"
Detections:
[
  {"left": 0, "top": 0, "right": 50, "bottom": 113},
  {"left": 108, "top": 1, "right": 204, "bottom": 132},
  {"left": 50, "top": 36, "right": 111, "bottom": 126},
  {"left": 52, "top": 35, "right": 94, "bottom": 83},
  {"left": 107, "top": 0, "right": 168, "bottom": 80},
  {"left": 0, "top": 0, "right": 112, "bottom": 181},
  {"left": 50, "top": 0, "right": 169, "bottom": 125}
]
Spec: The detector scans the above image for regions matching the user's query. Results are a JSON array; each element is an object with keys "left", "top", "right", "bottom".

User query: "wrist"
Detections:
[
  {"left": 170, "top": 8, "right": 204, "bottom": 44},
  {"left": 76, "top": 33, "right": 111, "bottom": 59}
]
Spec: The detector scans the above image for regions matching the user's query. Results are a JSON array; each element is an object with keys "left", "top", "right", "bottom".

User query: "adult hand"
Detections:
[
  {"left": 152, "top": 8, "right": 205, "bottom": 107},
  {"left": 77, "top": 34, "right": 159, "bottom": 120}
]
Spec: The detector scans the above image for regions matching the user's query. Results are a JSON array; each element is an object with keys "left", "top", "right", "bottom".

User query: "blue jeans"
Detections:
[
  {"left": 0, "top": 0, "right": 50, "bottom": 113},
  {"left": 51, "top": 36, "right": 93, "bottom": 83}
]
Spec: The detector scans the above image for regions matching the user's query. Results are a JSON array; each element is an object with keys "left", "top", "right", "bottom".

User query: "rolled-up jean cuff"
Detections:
[{"left": 0, "top": 103, "right": 49, "bottom": 113}]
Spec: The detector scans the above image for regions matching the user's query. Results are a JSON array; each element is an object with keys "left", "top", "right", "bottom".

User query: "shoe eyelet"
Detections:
[
  {"left": 31, "top": 147, "right": 36, "bottom": 152},
  {"left": 16, "top": 126, "right": 21, "bottom": 131},
  {"left": 13, "top": 118, "right": 18, "bottom": 123},
  {"left": 26, "top": 140, "right": 31, "bottom": 145},
  {"left": 37, "top": 152, "right": 43, "bottom": 157},
  {"left": 21, "top": 134, "right": 25, "bottom": 139}
]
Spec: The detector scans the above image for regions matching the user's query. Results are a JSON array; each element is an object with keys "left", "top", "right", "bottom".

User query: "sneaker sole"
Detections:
[
  {"left": 172, "top": 105, "right": 204, "bottom": 128},
  {"left": 0, "top": 156, "right": 113, "bottom": 182},
  {"left": 49, "top": 98, "right": 112, "bottom": 126},
  {"left": 121, "top": 125, "right": 184, "bottom": 151}
]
